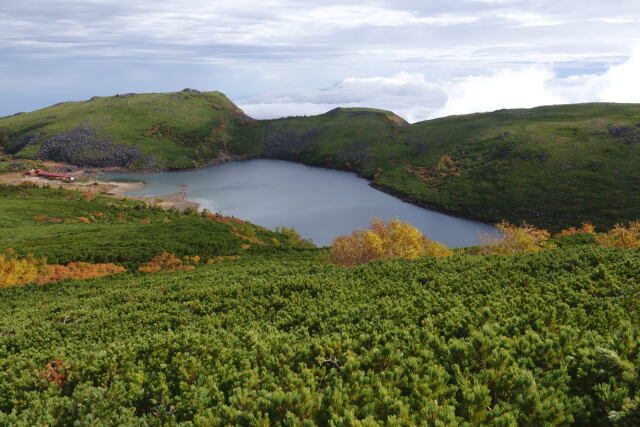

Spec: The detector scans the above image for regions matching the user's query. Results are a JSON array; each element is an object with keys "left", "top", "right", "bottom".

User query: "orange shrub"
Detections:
[
  {"left": 38, "top": 262, "right": 126, "bottom": 283},
  {"left": 138, "top": 252, "right": 194, "bottom": 273},
  {"left": 595, "top": 221, "right": 640, "bottom": 249},
  {"left": 328, "top": 218, "right": 452, "bottom": 267},
  {"left": 36, "top": 360, "right": 70, "bottom": 387},
  {"left": 481, "top": 221, "right": 555, "bottom": 255},
  {"left": 76, "top": 217, "right": 90, "bottom": 223},
  {"left": 556, "top": 222, "right": 596, "bottom": 237}
]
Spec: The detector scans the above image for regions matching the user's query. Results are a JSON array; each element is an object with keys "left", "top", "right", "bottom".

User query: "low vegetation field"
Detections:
[{"left": 0, "top": 185, "right": 638, "bottom": 425}]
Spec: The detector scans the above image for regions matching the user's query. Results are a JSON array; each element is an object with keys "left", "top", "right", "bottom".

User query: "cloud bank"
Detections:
[
  {"left": 1, "top": 0, "right": 639, "bottom": 115},
  {"left": 239, "top": 49, "right": 640, "bottom": 123}
]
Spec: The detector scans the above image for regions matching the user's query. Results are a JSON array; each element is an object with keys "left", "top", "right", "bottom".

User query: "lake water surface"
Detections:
[{"left": 101, "top": 159, "right": 496, "bottom": 247}]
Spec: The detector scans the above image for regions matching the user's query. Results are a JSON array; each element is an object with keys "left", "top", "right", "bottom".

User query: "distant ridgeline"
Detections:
[{"left": 1, "top": 89, "right": 640, "bottom": 230}]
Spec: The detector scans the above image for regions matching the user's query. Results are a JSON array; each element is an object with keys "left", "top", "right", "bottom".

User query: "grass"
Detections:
[{"left": 0, "top": 184, "right": 302, "bottom": 269}]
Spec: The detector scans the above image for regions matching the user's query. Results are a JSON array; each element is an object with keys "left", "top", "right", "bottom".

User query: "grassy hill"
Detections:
[
  {"left": 0, "top": 89, "right": 252, "bottom": 170},
  {"left": 2, "top": 93, "right": 640, "bottom": 230},
  {"left": 0, "top": 186, "right": 639, "bottom": 425},
  {"left": 231, "top": 103, "right": 640, "bottom": 232}
]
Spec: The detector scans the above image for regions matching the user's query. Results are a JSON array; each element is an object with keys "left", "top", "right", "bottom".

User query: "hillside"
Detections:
[
  {"left": 0, "top": 185, "right": 638, "bottom": 424},
  {"left": 0, "top": 89, "right": 252, "bottom": 170},
  {"left": 0, "top": 184, "right": 309, "bottom": 269},
  {"left": 2, "top": 93, "right": 640, "bottom": 230},
  {"left": 232, "top": 103, "right": 640, "bottom": 232}
]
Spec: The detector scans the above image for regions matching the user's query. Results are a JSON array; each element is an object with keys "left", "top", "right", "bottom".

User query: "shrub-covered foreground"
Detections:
[
  {"left": 0, "top": 184, "right": 301, "bottom": 270},
  {"left": 1, "top": 246, "right": 639, "bottom": 425}
]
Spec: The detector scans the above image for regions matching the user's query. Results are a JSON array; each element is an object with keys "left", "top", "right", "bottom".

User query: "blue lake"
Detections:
[{"left": 101, "top": 159, "right": 497, "bottom": 247}]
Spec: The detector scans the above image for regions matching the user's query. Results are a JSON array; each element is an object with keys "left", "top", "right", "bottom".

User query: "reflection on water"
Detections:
[{"left": 101, "top": 159, "right": 497, "bottom": 248}]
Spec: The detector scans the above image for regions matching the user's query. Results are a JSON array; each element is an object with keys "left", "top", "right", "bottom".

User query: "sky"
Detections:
[{"left": 1, "top": 0, "right": 640, "bottom": 122}]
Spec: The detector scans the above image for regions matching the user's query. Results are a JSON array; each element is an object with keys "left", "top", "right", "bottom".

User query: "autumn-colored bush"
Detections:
[
  {"left": 276, "top": 226, "right": 315, "bottom": 248},
  {"left": 206, "top": 213, "right": 245, "bottom": 225},
  {"left": 38, "top": 262, "right": 126, "bottom": 283},
  {"left": 328, "top": 218, "right": 452, "bottom": 266},
  {"left": 76, "top": 216, "right": 90, "bottom": 223},
  {"left": 231, "top": 223, "right": 267, "bottom": 245},
  {"left": 481, "top": 221, "right": 555, "bottom": 255},
  {"left": 555, "top": 222, "right": 596, "bottom": 237},
  {"left": 36, "top": 360, "right": 70, "bottom": 387},
  {"left": 138, "top": 252, "right": 195, "bottom": 273},
  {"left": 595, "top": 221, "right": 640, "bottom": 249},
  {"left": 0, "top": 249, "right": 48, "bottom": 288},
  {"left": 1, "top": 249, "right": 125, "bottom": 286}
]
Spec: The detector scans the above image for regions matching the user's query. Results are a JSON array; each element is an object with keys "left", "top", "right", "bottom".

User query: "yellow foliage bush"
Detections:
[
  {"left": 328, "top": 218, "right": 452, "bottom": 266},
  {"left": 555, "top": 222, "right": 596, "bottom": 237},
  {"left": 138, "top": 252, "right": 194, "bottom": 273},
  {"left": 595, "top": 221, "right": 640, "bottom": 249},
  {"left": 481, "top": 221, "right": 555, "bottom": 255},
  {"left": 0, "top": 249, "right": 47, "bottom": 288},
  {"left": 1, "top": 248, "right": 125, "bottom": 287}
]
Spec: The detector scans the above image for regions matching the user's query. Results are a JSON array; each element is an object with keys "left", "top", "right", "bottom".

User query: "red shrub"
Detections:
[{"left": 36, "top": 360, "right": 70, "bottom": 387}]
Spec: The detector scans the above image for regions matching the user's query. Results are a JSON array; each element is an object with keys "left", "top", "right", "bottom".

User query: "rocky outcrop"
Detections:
[
  {"left": 609, "top": 126, "right": 640, "bottom": 144},
  {"left": 38, "top": 127, "right": 154, "bottom": 168},
  {"left": 7, "top": 133, "right": 42, "bottom": 154}
]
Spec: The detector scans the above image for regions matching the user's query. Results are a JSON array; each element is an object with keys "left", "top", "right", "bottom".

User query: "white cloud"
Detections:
[
  {"left": 498, "top": 12, "right": 565, "bottom": 27},
  {"left": 433, "top": 67, "right": 562, "bottom": 117},
  {"left": 597, "top": 17, "right": 640, "bottom": 24},
  {"left": 238, "top": 72, "right": 446, "bottom": 123},
  {"left": 238, "top": 49, "right": 640, "bottom": 123},
  {"left": 283, "top": 7, "right": 479, "bottom": 28},
  {"left": 553, "top": 48, "right": 640, "bottom": 103}
]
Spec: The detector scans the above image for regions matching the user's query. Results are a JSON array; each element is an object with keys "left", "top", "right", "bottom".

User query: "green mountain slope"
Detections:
[
  {"left": 0, "top": 89, "right": 252, "bottom": 169},
  {"left": 2, "top": 93, "right": 640, "bottom": 230},
  {"left": 231, "top": 103, "right": 640, "bottom": 231}
]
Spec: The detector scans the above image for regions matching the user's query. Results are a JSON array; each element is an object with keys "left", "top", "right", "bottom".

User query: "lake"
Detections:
[{"left": 101, "top": 159, "right": 497, "bottom": 247}]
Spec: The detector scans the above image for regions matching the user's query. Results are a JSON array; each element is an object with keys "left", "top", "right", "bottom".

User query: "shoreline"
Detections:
[
  {"left": 0, "top": 170, "right": 200, "bottom": 212},
  {"left": 1, "top": 156, "right": 494, "bottom": 225}
]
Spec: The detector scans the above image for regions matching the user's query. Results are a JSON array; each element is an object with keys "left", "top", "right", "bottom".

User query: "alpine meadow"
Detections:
[{"left": 2, "top": 0, "right": 640, "bottom": 424}]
